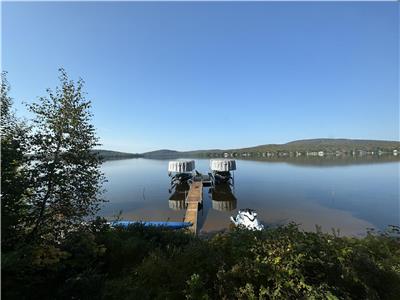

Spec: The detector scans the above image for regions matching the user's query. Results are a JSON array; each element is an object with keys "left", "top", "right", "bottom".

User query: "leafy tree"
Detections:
[
  {"left": 1, "top": 71, "right": 30, "bottom": 250},
  {"left": 26, "top": 68, "right": 105, "bottom": 242}
]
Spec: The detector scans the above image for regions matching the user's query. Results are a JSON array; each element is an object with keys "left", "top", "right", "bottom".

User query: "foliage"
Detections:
[
  {"left": 1, "top": 69, "right": 106, "bottom": 299},
  {"left": 1, "top": 71, "right": 30, "bottom": 250},
  {"left": 3, "top": 222, "right": 399, "bottom": 300},
  {"left": 25, "top": 68, "right": 106, "bottom": 241}
]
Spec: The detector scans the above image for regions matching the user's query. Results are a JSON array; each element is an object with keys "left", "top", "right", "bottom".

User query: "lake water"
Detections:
[{"left": 100, "top": 158, "right": 399, "bottom": 236}]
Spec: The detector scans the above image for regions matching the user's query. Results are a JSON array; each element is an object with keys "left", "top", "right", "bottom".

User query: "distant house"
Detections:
[{"left": 358, "top": 150, "right": 367, "bottom": 156}]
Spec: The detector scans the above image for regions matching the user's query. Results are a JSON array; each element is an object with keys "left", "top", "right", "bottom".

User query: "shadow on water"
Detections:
[
  {"left": 197, "top": 183, "right": 238, "bottom": 233},
  {"left": 197, "top": 187, "right": 211, "bottom": 232}
]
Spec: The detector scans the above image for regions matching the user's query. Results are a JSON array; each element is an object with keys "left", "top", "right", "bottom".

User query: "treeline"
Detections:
[
  {"left": 232, "top": 138, "right": 400, "bottom": 153},
  {"left": 197, "top": 150, "right": 400, "bottom": 159},
  {"left": 92, "top": 149, "right": 142, "bottom": 160},
  {"left": 187, "top": 139, "right": 400, "bottom": 159}
]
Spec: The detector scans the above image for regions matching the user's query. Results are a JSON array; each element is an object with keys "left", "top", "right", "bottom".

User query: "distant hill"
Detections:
[
  {"left": 180, "top": 138, "right": 400, "bottom": 157},
  {"left": 95, "top": 139, "right": 400, "bottom": 160},
  {"left": 92, "top": 150, "right": 142, "bottom": 160},
  {"left": 142, "top": 149, "right": 180, "bottom": 158},
  {"left": 224, "top": 139, "right": 400, "bottom": 154}
]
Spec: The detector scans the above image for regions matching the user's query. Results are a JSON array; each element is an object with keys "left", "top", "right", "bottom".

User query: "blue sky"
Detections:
[{"left": 2, "top": 1, "right": 399, "bottom": 153}]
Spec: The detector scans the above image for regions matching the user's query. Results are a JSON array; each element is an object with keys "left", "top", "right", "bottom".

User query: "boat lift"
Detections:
[
  {"left": 210, "top": 159, "right": 236, "bottom": 185},
  {"left": 168, "top": 160, "right": 195, "bottom": 192}
]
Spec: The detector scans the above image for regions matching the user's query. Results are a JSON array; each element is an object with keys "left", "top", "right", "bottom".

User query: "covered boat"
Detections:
[
  {"left": 168, "top": 160, "right": 195, "bottom": 173},
  {"left": 210, "top": 159, "right": 236, "bottom": 185},
  {"left": 108, "top": 220, "right": 192, "bottom": 230},
  {"left": 168, "top": 160, "right": 195, "bottom": 186},
  {"left": 210, "top": 159, "right": 236, "bottom": 172}
]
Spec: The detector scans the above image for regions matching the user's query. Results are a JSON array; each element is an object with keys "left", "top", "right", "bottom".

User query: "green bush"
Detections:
[{"left": 2, "top": 222, "right": 400, "bottom": 300}]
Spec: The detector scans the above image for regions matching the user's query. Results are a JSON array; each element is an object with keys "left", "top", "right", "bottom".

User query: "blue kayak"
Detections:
[{"left": 108, "top": 220, "right": 193, "bottom": 229}]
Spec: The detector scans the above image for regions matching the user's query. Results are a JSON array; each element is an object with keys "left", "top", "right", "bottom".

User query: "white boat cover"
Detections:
[
  {"left": 210, "top": 159, "right": 236, "bottom": 172},
  {"left": 168, "top": 160, "right": 195, "bottom": 173}
]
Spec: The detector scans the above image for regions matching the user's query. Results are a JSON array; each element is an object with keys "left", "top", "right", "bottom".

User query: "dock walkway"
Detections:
[{"left": 184, "top": 181, "right": 203, "bottom": 234}]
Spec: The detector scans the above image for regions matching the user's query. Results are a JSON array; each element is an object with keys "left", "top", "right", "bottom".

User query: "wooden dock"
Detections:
[{"left": 184, "top": 181, "right": 203, "bottom": 234}]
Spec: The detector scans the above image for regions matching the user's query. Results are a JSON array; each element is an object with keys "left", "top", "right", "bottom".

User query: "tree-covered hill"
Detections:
[
  {"left": 142, "top": 149, "right": 180, "bottom": 158},
  {"left": 210, "top": 138, "right": 400, "bottom": 154},
  {"left": 95, "top": 139, "right": 400, "bottom": 160},
  {"left": 92, "top": 149, "right": 142, "bottom": 160},
  {"left": 140, "top": 139, "right": 400, "bottom": 158}
]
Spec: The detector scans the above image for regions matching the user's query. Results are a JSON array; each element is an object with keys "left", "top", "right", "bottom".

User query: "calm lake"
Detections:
[{"left": 100, "top": 158, "right": 399, "bottom": 236}]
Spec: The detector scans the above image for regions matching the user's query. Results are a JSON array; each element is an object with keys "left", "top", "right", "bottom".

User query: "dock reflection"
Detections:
[
  {"left": 210, "top": 183, "right": 237, "bottom": 212},
  {"left": 168, "top": 182, "right": 190, "bottom": 210}
]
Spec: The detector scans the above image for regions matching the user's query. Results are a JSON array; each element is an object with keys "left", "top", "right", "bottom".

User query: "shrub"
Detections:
[{"left": 2, "top": 223, "right": 400, "bottom": 300}]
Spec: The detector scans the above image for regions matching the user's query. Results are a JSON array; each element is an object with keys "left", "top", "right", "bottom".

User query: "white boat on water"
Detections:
[{"left": 230, "top": 209, "right": 264, "bottom": 231}]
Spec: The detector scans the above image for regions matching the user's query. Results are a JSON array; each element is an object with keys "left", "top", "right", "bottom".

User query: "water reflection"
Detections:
[
  {"left": 100, "top": 157, "right": 399, "bottom": 236},
  {"left": 168, "top": 182, "right": 190, "bottom": 210},
  {"left": 234, "top": 154, "right": 400, "bottom": 167},
  {"left": 209, "top": 183, "right": 237, "bottom": 212}
]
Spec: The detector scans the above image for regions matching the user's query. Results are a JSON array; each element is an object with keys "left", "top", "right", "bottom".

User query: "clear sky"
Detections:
[{"left": 2, "top": 1, "right": 399, "bottom": 153}]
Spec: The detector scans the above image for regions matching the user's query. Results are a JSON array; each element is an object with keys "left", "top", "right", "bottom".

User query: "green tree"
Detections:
[
  {"left": 27, "top": 68, "right": 105, "bottom": 242},
  {"left": 1, "top": 71, "right": 30, "bottom": 250}
]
